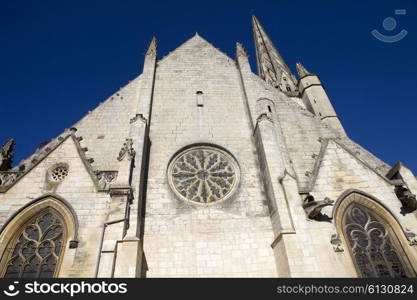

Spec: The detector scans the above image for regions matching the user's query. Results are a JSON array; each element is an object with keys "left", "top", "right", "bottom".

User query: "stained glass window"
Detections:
[
  {"left": 343, "top": 204, "right": 409, "bottom": 278},
  {"left": 168, "top": 146, "right": 239, "bottom": 204},
  {"left": 2, "top": 209, "right": 65, "bottom": 278}
]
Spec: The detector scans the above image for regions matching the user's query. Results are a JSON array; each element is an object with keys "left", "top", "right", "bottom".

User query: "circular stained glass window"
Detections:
[{"left": 168, "top": 145, "right": 240, "bottom": 204}]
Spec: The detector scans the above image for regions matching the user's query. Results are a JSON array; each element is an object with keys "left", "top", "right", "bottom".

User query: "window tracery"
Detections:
[
  {"left": 343, "top": 204, "right": 408, "bottom": 278},
  {"left": 168, "top": 146, "right": 239, "bottom": 204},
  {"left": 2, "top": 209, "right": 66, "bottom": 278}
]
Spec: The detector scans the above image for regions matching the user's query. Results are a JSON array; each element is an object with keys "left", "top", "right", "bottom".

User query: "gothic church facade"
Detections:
[{"left": 1, "top": 16, "right": 417, "bottom": 278}]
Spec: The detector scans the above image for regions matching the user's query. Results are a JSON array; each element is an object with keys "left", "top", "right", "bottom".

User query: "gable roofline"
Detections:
[
  {"left": 0, "top": 130, "right": 107, "bottom": 193},
  {"left": 303, "top": 138, "right": 394, "bottom": 193},
  {"left": 157, "top": 33, "right": 233, "bottom": 65}
]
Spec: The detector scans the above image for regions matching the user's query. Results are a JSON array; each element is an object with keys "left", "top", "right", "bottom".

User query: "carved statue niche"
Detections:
[
  {"left": 302, "top": 194, "right": 334, "bottom": 220},
  {"left": 395, "top": 184, "right": 417, "bottom": 212},
  {"left": 0, "top": 139, "right": 15, "bottom": 171}
]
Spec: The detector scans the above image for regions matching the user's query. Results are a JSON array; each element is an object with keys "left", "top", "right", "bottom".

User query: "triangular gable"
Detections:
[
  {"left": 0, "top": 131, "right": 106, "bottom": 193},
  {"left": 306, "top": 138, "right": 393, "bottom": 193},
  {"left": 158, "top": 33, "right": 234, "bottom": 65}
]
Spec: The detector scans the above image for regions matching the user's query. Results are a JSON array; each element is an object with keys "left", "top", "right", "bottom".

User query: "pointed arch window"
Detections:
[
  {"left": 343, "top": 204, "right": 409, "bottom": 278},
  {"left": 2, "top": 208, "right": 66, "bottom": 278}
]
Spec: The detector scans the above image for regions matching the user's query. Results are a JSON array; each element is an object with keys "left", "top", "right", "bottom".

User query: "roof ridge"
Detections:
[{"left": 1, "top": 130, "right": 105, "bottom": 192}]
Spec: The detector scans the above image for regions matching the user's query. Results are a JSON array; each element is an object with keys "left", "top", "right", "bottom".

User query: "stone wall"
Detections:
[
  {"left": 143, "top": 35, "right": 277, "bottom": 277},
  {"left": 0, "top": 137, "right": 111, "bottom": 277}
]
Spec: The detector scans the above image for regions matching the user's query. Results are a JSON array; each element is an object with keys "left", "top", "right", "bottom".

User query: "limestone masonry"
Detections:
[{"left": 1, "top": 16, "right": 417, "bottom": 278}]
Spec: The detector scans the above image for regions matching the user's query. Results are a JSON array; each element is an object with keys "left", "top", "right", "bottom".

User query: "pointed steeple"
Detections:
[
  {"left": 252, "top": 15, "right": 296, "bottom": 93},
  {"left": 296, "top": 62, "right": 312, "bottom": 78},
  {"left": 146, "top": 36, "right": 157, "bottom": 57}
]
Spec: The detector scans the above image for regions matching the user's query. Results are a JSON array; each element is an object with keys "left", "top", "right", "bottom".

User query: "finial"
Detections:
[
  {"left": 146, "top": 36, "right": 157, "bottom": 57},
  {"left": 0, "top": 139, "right": 15, "bottom": 171},
  {"left": 236, "top": 42, "right": 248, "bottom": 58},
  {"left": 296, "top": 62, "right": 312, "bottom": 78}
]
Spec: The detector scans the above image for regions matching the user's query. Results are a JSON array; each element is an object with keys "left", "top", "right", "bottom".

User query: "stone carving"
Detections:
[
  {"left": 130, "top": 114, "right": 147, "bottom": 124},
  {"left": 394, "top": 185, "right": 417, "bottom": 211},
  {"left": 168, "top": 146, "right": 239, "bottom": 204},
  {"left": 302, "top": 194, "right": 334, "bottom": 219},
  {"left": 405, "top": 229, "right": 417, "bottom": 246},
  {"left": 256, "top": 113, "right": 274, "bottom": 124},
  {"left": 330, "top": 233, "right": 344, "bottom": 252},
  {"left": 117, "top": 139, "right": 136, "bottom": 161},
  {"left": 0, "top": 171, "right": 21, "bottom": 187},
  {"left": 0, "top": 139, "right": 15, "bottom": 171},
  {"left": 96, "top": 171, "right": 118, "bottom": 189}
]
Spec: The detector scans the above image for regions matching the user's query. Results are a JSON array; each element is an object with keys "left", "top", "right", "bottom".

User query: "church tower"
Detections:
[{"left": 1, "top": 16, "right": 417, "bottom": 278}]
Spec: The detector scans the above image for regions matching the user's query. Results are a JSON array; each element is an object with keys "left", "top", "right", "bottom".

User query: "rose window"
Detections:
[
  {"left": 168, "top": 146, "right": 239, "bottom": 204},
  {"left": 50, "top": 165, "right": 69, "bottom": 182}
]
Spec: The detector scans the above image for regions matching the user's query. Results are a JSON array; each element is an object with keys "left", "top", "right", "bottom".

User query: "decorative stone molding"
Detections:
[
  {"left": 256, "top": 113, "right": 274, "bottom": 124},
  {"left": 0, "top": 171, "right": 21, "bottom": 187},
  {"left": 330, "top": 233, "right": 344, "bottom": 252},
  {"left": 117, "top": 139, "right": 136, "bottom": 162},
  {"left": 0, "top": 139, "right": 15, "bottom": 171},
  {"left": 95, "top": 171, "right": 118, "bottom": 189},
  {"left": 302, "top": 194, "right": 334, "bottom": 219},
  {"left": 129, "top": 114, "right": 147, "bottom": 124},
  {"left": 405, "top": 229, "right": 417, "bottom": 246}
]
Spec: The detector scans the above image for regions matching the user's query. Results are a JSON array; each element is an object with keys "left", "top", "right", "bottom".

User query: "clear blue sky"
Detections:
[{"left": 1, "top": 0, "right": 416, "bottom": 172}]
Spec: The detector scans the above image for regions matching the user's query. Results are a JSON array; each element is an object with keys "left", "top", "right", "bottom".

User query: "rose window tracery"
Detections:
[
  {"left": 49, "top": 164, "right": 69, "bottom": 182},
  {"left": 168, "top": 146, "right": 239, "bottom": 204}
]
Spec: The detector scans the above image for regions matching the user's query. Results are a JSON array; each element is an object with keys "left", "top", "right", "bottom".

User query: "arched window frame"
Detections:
[
  {"left": 333, "top": 189, "right": 417, "bottom": 277},
  {"left": 0, "top": 194, "right": 78, "bottom": 278}
]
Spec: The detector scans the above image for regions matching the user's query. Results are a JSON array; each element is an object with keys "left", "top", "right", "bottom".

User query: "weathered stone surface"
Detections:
[{"left": 0, "top": 17, "right": 416, "bottom": 278}]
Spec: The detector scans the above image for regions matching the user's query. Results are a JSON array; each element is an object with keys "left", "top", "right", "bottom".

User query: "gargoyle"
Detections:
[
  {"left": 303, "top": 195, "right": 334, "bottom": 220},
  {"left": 395, "top": 185, "right": 417, "bottom": 212}
]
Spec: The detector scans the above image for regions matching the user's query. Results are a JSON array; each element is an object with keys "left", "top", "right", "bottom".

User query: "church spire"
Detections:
[
  {"left": 252, "top": 15, "right": 296, "bottom": 93},
  {"left": 296, "top": 62, "right": 312, "bottom": 78}
]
